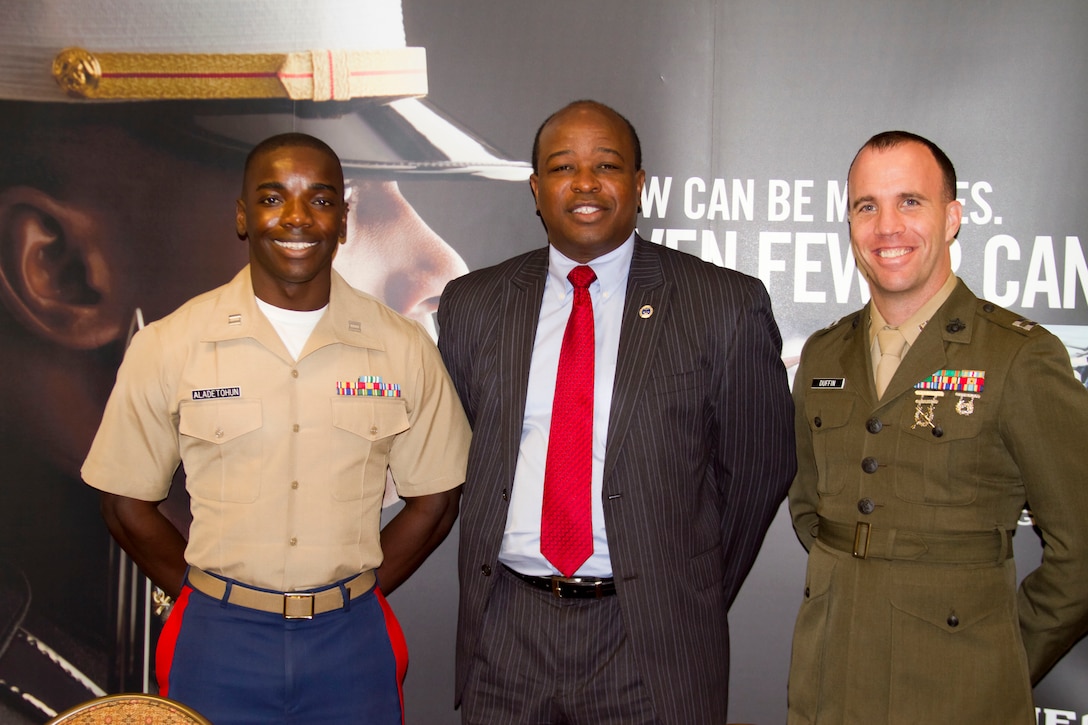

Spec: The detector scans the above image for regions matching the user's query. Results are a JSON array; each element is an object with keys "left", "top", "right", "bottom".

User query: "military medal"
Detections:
[
  {"left": 955, "top": 393, "right": 980, "bottom": 416},
  {"left": 912, "top": 390, "right": 944, "bottom": 429}
]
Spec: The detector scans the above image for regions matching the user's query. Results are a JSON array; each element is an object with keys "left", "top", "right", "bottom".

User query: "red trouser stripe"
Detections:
[
  {"left": 155, "top": 585, "right": 192, "bottom": 698},
  {"left": 375, "top": 587, "right": 408, "bottom": 725}
]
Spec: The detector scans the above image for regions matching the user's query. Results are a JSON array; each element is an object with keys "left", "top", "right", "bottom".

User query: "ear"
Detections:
[
  {"left": 338, "top": 201, "right": 349, "bottom": 244},
  {"left": 529, "top": 174, "right": 540, "bottom": 209},
  {"left": 0, "top": 187, "right": 125, "bottom": 349},
  {"left": 236, "top": 197, "right": 248, "bottom": 240},
  {"left": 945, "top": 198, "right": 963, "bottom": 242}
]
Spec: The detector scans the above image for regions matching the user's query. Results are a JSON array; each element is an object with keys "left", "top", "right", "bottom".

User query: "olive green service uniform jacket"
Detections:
[{"left": 788, "top": 280, "right": 1088, "bottom": 724}]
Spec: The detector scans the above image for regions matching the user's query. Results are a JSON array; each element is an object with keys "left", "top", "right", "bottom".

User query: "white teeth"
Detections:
[
  {"left": 274, "top": 240, "right": 318, "bottom": 251},
  {"left": 572, "top": 206, "right": 600, "bottom": 215},
  {"left": 876, "top": 247, "right": 910, "bottom": 258}
]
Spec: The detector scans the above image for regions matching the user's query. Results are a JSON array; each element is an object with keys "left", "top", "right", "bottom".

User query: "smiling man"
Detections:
[
  {"left": 787, "top": 131, "right": 1088, "bottom": 723},
  {"left": 81, "top": 133, "right": 470, "bottom": 724},
  {"left": 438, "top": 100, "right": 794, "bottom": 725}
]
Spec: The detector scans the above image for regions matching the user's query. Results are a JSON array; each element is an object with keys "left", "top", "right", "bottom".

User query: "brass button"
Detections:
[
  {"left": 289, "top": 537, "right": 298, "bottom": 546},
  {"left": 291, "top": 369, "right": 299, "bottom": 378},
  {"left": 291, "top": 481, "right": 299, "bottom": 490},
  {"left": 858, "top": 498, "right": 876, "bottom": 515},
  {"left": 866, "top": 417, "right": 883, "bottom": 434}
]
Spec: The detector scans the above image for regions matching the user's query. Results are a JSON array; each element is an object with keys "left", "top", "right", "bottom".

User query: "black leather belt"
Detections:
[{"left": 502, "top": 564, "right": 616, "bottom": 599}]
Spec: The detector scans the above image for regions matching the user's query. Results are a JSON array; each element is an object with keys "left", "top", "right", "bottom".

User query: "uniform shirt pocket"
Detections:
[
  {"left": 329, "top": 398, "right": 410, "bottom": 501},
  {"left": 895, "top": 407, "right": 984, "bottom": 505},
  {"left": 806, "top": 397, "right": 855, "bottom": 495},
  {"left": 178, "top": 399, "right": 263, "bottom": 503}
]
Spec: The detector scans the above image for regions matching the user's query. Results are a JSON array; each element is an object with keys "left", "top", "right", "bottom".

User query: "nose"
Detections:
[
  {"left": 874, "top": 206, "right": 903, "bottom": 236},
  {"left": 280, "top": 196, "right": 312, "bottom": 228},
  {"left": 333, "top": 180, "right": 468, "bottom": 338},
  {"left": 571, "top": 167, "right": 601, "bottom": 193}
]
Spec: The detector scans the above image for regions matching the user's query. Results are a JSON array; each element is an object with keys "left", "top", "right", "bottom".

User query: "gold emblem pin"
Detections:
[
  {"left": 52, "top": 47, "right": 101, "bottom": 97},
  {"left": 638, "top": 305, "right": 653, "bottom": 319}
]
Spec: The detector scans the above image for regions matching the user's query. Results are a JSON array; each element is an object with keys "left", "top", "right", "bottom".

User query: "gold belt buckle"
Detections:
[
  {"left": 853, "top": 522, "right": 872, "bottom": 559},
  {"left": 283, "top": 592, "right": 315, "bottom": 619}
]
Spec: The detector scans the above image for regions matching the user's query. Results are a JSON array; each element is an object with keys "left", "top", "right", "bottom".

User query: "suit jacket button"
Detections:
[
  {"left": 814, "top": 416, "right": 822, "bottom": 428},
  {"left": 861, "top": 457, "right": 879, "bottom": 474},
  {"left": 947, "top": 614, "right": 959, "bottom": 627},
  {"left": 932, "top": 425, "right": 944, "bottom": 438},
  {"left": 804, "top": 586, "right": 810, "bottom": 599},
  {"left": 501, "top": 488, "right": 509, "bottom": 501},
  {"left": 866, "top": 417, "right": 883, "bottom": 434},
  {"left": 481, "top": 564, "right": 492, "bottom": 576},
  {"left": 858, "top": 498, "right": 876, "bottom": 515}
]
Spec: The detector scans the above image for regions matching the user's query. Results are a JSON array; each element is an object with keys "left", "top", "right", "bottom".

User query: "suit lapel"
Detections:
[
  {"left": 604, "top": 237, "right": 667, "bottom": 482},
  {"left": 500, "top": 249, "right": 549, "bottom": 483}
]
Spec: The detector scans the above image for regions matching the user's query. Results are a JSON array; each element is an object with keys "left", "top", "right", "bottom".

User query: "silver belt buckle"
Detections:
[
  {"left": 549, "top": 576, "right": 604, "bottom": 599},
  {"left": 284, "top": 592, "right": 315, "bottom": 619}
]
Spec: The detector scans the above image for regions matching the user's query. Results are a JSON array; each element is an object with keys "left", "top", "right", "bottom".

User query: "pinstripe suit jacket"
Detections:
[{"left": 437, "top": 236, "right": 796, "bottom": 724}]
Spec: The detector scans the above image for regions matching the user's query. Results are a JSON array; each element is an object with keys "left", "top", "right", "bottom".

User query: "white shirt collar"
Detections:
[{"left": 546, "top": 232, "right": 635, "bottom": 299}]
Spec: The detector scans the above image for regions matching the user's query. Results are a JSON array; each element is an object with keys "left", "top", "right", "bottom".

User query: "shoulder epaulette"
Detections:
[
  {"left": 813, "top": 312, "right": 860, "bottom": 338},
  {"left": 976, "top": 299, "right": 1041, "bottom": 336}
]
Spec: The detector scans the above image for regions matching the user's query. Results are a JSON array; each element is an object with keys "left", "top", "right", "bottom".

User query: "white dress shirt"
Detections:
[{"left": 498, "top": 235, "right": 634, "bottom": 577}]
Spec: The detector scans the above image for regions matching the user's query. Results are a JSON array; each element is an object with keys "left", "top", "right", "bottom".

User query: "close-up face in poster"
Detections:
[{"left": 1, "top": 1, "right": 1085, "bottom": 723}]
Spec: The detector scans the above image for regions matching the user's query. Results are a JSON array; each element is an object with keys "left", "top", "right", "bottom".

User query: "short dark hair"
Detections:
[
  {"left": 849, "top": 130, "right": 957, "bottom": 202},
  {"left": 530, "top": 100, "right": 642, "bottom": 175},
  {"left": 243, "top": 132, "right": 343, "bottom": 186}
]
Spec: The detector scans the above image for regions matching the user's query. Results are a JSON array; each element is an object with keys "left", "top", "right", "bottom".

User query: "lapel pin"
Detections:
[{"left": 638, "top": 304, "right": 653, "bottom": 319}]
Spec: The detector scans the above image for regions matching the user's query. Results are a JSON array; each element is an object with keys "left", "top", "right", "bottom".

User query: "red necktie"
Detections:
[{"left": 541, "top": 265, "right": 597, "bottom": 577}]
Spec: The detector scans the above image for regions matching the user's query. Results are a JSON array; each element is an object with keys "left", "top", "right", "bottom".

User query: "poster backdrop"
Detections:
[{"left": 0, "top": 1, "right": 1085, "bottom": 723}]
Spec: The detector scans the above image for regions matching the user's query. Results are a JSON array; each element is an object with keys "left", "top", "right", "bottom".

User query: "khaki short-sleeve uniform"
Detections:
[{"left": 83, "top": 268, "right": 470, "bottom": 590}]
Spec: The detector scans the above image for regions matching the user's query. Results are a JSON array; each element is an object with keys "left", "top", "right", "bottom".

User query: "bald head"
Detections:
[{"left": 531, "top": 100, "right": 642, "bottom": 176}]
